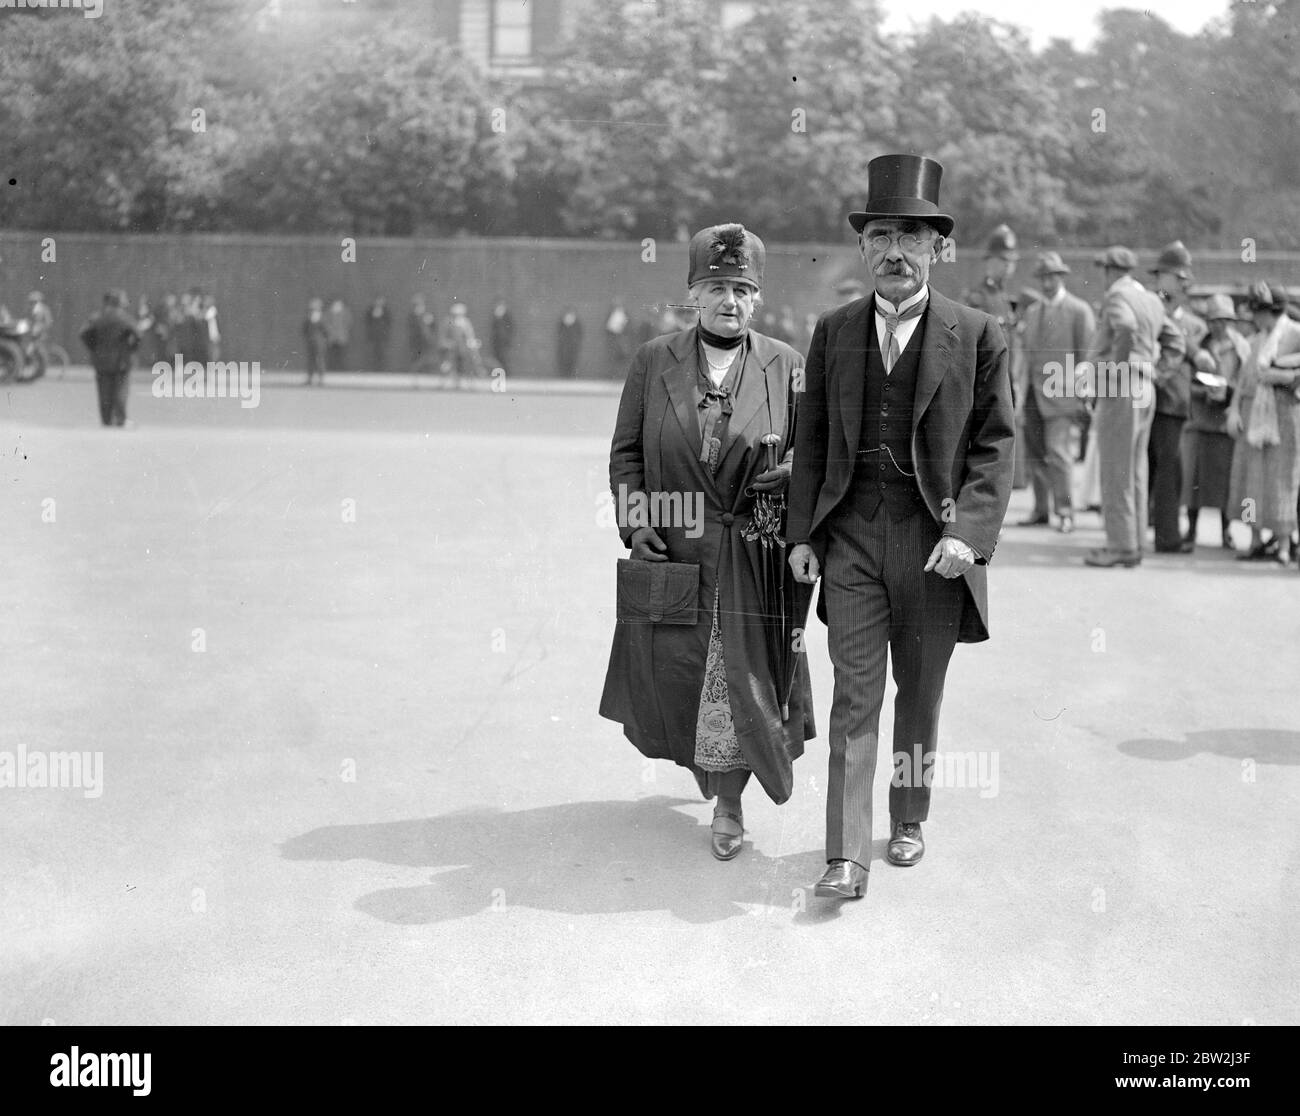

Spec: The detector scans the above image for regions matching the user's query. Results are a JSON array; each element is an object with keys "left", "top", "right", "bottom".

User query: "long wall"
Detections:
[{"left": 2, "top": 232, "right": 1297, "bottom": 377}]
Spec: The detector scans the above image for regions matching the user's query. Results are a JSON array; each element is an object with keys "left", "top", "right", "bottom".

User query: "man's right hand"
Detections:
[
  {"left": 629, "top": 526, "right": 669, "bottom": 562},
  {"left": 789, "top": 543, "right": 820, "bottom": 584}
]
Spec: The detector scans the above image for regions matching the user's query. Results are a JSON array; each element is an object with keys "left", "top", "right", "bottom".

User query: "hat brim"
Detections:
[
  {"left": 1035, "top": 265, "right": 1070, "bottom": 276},
  {"left": 848, "top": 210, "right": 954, "bottom": 238}
]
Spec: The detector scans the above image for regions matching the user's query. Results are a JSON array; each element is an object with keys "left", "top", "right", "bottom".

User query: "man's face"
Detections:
[
  {"left": 860, "top": 220, "right": 941, "bottom": 304},
  {"left": 1253, "top": 308, "right": 1279, "bottom": 333},
  {"left": 1152, "top": 270, "right": 1183, "bottom": 297},
  {"left": 1039, "top": 272, "right": 1064, "bottom": 299},
  {"left": 690, "top": 279, "right": 759, "bottom": 336}
]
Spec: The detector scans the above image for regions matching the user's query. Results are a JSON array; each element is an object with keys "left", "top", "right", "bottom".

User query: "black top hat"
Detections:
[{"left": 848, "top": 154, "right": 954, "bottom": 238}]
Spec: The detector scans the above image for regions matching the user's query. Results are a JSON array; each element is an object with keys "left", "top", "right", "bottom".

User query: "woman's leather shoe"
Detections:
[
  {"left": 886, "top": 820, "right": 925, "bottom": 866},
  {"left": 813, "top": 860, "right": 868, "bottom": 899},
  {"left": 710, "top": 810, "right": 743, "bottom": 861}
]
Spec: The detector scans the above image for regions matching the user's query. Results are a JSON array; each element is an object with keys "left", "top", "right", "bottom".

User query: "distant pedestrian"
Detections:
[
  {"left": 1148, "top": 241, "right": 1206, "bottom": 554},
  {"left": 1084, "top": 246, "right": 1176, "bottom": 568},
  {"left": 79, "top": 289, "right": 140, "bottom": 427},
  {"left": 202, "top": 293, "right": 222, "bottom": 363},
  {"left": 556, "top": 307, "right": 583, "bottom": 377},
  {"left": 303, "top": 298, "right": 328, "bottom": 385},
  {"left": 364, "top": 298, "right": 391, "bottom": 371},
  {"left": 604, "top": 299, "right": 631, "bottom": 378},
  {"left": 174, "top": 290, "right": 210, "bottom": 365},
  {"left": 1017, "top": 252, "right": 1095, "bottom": 534},
  {"left": 1184, "top": 294, "right": 1247, "bottom": 550},
  {"left": 408, "top": 295, "right": 434, "bottom": 374},
  {"left": 438, "top": 302, "right": 480, "bottom": 389},
  {"left": 325, "top": 297, "right": 352, "bottom": 371},
  {"left": 490, "top": 298, "right": 515, "bottom": 376},
  {"left": 1226, "top": 281, "right": 1300, "bottom": 565}
]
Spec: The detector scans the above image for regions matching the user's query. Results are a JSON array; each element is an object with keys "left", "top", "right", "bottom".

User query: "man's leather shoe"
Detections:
[
  {"left": 1016, "top": 514, "right": 1050, "bottom": 526},
  {"left": 1084, "top": 548, "right": 1141, "bottom": 567},
  {"left": 886, "top": 820, "right": 925, "bottom": 866},
  {"left": 710, "top": 809, "right": 743, "bottom": 861},
  {"left": 813, "top": 859, "right": 868, "bottom": 899}
]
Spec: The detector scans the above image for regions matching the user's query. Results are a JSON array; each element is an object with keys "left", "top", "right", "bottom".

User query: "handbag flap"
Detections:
[{"left": 616, "top": 559, "right": 699, "bottom": 624}]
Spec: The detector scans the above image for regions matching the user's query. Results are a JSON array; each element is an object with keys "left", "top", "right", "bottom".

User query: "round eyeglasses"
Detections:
[{"left": 864, "top": 232, "right": 933, "bottom": 253}]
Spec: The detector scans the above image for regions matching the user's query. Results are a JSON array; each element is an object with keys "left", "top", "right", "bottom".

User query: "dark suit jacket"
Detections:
[{"left": 786, "top": 287, "right": 1015, "bottom": 642}]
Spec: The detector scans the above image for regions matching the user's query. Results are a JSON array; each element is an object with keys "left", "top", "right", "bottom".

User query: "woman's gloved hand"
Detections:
[
  {"left": 750, "top": 462, "right": 792, "bottom": 494},
  {"left": 629, "top": 525, "right": 669, "bottom": 562}
]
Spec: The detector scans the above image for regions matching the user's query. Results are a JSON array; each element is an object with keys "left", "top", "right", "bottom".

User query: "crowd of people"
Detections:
[{"left": 958, "top": 227, "right": 1300, "bottom": 568}]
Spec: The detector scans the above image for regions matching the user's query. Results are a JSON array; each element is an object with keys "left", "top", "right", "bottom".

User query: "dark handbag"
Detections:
[{"left": 615, "top": 559, "right": 700, "bottom": 624}]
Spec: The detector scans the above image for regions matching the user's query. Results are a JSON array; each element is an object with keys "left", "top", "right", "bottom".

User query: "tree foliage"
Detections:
[{"left": 0, "top": 0, "right": 1295, "bottom": 245}]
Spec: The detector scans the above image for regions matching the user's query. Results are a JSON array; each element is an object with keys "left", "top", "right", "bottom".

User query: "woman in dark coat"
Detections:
[{"left": 599, "top": 223, "right": 815, "bottom": 861}]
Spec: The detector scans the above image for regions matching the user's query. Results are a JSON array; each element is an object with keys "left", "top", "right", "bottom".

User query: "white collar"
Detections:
[{"left": 874, "top": 284, "right": 930, "bottom": 317}]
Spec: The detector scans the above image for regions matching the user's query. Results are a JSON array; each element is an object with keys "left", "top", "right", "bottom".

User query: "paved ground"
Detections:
[{"left": 1, "top": 373, "right": 1296, "bottom": 1025}]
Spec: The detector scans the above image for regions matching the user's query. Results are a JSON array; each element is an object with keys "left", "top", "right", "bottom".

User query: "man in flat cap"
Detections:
[
  {"left": 1018, "top": 252, "right": 1095, "bottom": 533},
  {"left": 787, "top": 154, "right": 1016, "bottom": 901},
  {"left": 1149, "top": 241, "right": 1208, "bottom": 553},
  {"left": 1084, "top": 247, "right": 1183, "bottom": 566}
]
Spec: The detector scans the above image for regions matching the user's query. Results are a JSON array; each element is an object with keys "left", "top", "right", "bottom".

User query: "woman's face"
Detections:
[{"left": 690, "top": 279, "right": 758, "bottom": 337}]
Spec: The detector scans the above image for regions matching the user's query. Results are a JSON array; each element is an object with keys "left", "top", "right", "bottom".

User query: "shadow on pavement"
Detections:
[
  {"left": 1118, "top": 728, "right": 1300, "bottom": 765},
  {"left": 279, "top": 795, "right": 836, "bottom": 925}
]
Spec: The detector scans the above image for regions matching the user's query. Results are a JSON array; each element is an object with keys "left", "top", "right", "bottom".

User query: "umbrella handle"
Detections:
[{"left": 760, "top": 431, "right": 781, "bottom": 471}]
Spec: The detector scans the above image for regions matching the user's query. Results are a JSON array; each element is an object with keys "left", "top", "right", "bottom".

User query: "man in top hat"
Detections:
[
  {"left": 1017, "top": 252, "right": 1095, "bottom": 532},
  {"left": 787, "top": 154, "right": 1016, "bottom": 901},
  {"left": 1083, "top": 246, "right": 1183, "bottom": 566},
  {"left": 1148, "top": 241, "right": 1208, "bottom": 553}
]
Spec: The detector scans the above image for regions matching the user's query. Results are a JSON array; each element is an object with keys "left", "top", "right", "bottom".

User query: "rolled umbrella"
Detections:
[{"left": 742, "top": 432, "right": 811, "bottom": 721}]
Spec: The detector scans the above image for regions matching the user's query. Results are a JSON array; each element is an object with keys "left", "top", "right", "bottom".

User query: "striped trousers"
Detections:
[{"left": 821, "top": 497, "right": 966, "bottom": 867}]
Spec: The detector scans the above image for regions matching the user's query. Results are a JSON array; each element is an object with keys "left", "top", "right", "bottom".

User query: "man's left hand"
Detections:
[{"left": 925, "top": 536, "right": 976, "bottom": 579}]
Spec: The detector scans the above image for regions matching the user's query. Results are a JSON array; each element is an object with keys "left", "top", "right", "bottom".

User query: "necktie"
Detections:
[{"left": 881, "top": 295, "right": 928, "bottom": 373}]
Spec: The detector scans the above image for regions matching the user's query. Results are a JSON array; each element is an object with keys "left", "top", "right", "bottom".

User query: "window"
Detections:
[{"left": 492, "top": 0, "right": 532, "bottom": 60}]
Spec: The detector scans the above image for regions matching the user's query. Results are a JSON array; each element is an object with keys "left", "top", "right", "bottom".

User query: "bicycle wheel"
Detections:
[
  {"left": 44, "top": 344, "right": 69, "bottom": 379},
  {"left": 0, "top": 339, "right": 21, "bottom": 383}
]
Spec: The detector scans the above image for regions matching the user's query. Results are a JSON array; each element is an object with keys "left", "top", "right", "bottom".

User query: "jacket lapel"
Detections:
[
  {"left": 837, "top": 296, "right": 873, "bottom": 462},
  {"left": 661, "top": 328, "right": 704, "bottom": 463},
  {"left": 717, "top": 335, "right": 777, "bottom": 471},
  {"left": 913, "top": 288, "right": 959, "bottom": 431}
]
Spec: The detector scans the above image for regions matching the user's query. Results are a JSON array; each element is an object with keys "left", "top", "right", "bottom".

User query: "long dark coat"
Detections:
[
  {"left": 599, "top": 326, "right": 816, "bottom": 805},
  {"left": 786, "top": 288, "right": 1016, "bottom": 643}
]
